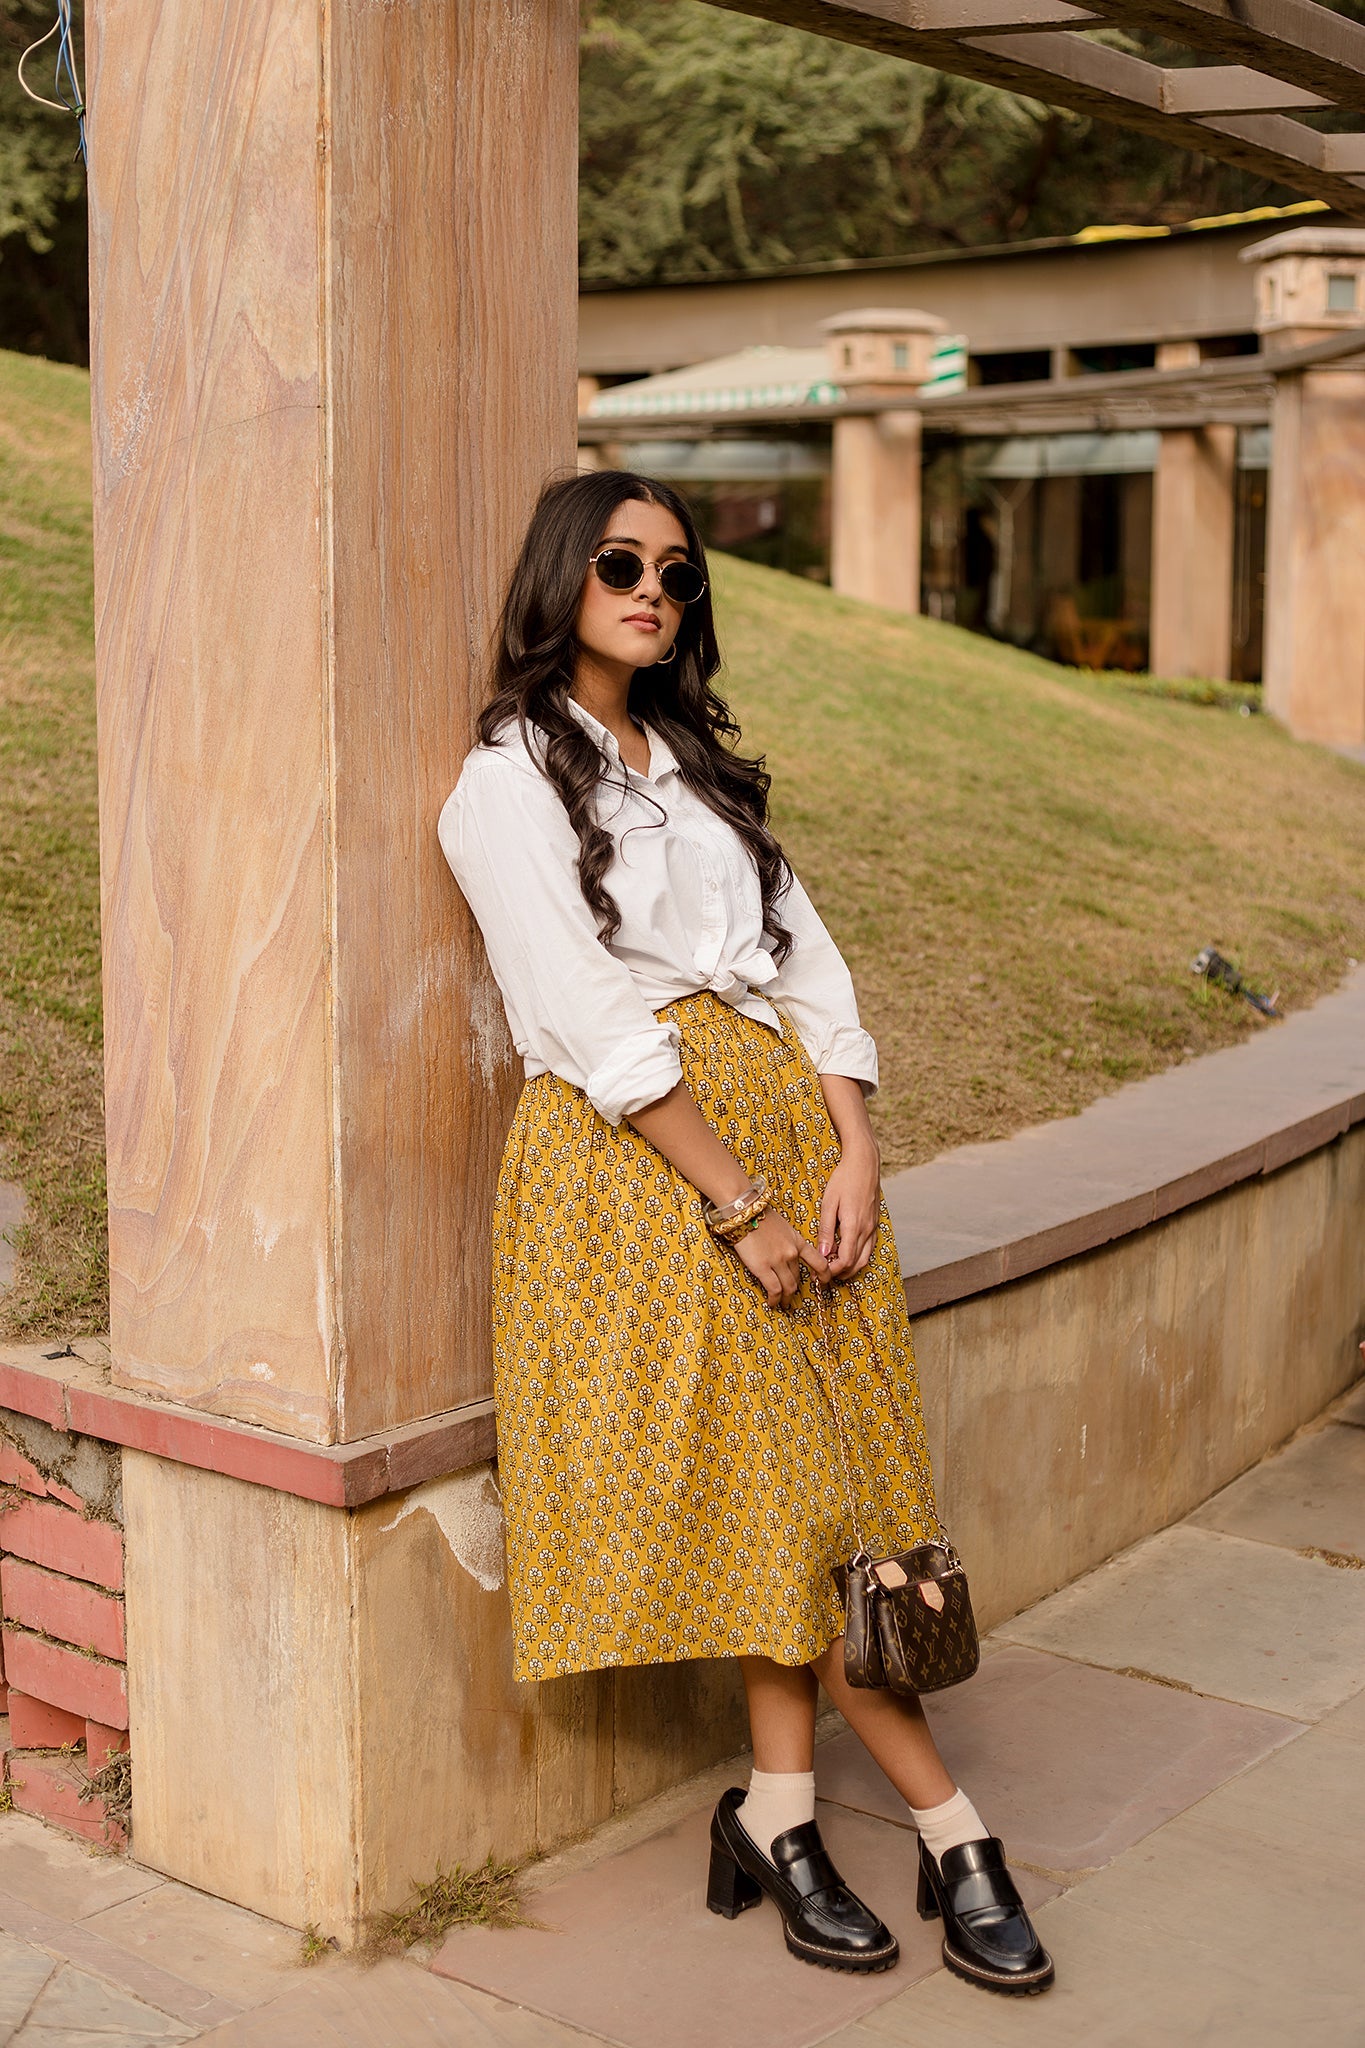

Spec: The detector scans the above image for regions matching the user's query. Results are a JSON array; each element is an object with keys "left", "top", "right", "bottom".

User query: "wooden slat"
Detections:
[
  {"left": 1159, "top": 65, "right": 1326, "bottom": 116},
  {"left": 907, "top": 0, "right": 1096, "bottom": 27},
  {"left": 1082, "top": 0, "right": 1365, "bottom": 113},
  {"left": 710, "top": 0, "right": 1365, "bottom": 217}
]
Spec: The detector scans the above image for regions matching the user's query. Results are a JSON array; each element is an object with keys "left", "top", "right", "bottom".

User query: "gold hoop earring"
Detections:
[{"left": 657, "top": 643, "right": 678, "bottom": 666}]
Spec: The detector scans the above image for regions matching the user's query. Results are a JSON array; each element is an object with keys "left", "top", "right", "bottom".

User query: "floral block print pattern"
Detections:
[{"left": 491, "top": 991, "right": 938, "bottom": 1682}]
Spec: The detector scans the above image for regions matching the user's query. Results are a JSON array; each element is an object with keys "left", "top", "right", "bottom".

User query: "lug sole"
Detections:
[
  {"left": 942, "top": 1941, "right": 1055, "bottom": 1996},
  {"left": 785, "top": 1929, "right": 900, "bottom": 1974}
]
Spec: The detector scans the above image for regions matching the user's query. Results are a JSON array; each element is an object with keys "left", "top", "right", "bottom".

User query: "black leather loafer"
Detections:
[
  {"left": 917, "top": 1836, "right": 1054, "bottom": 1994},
  {"left": 707, "top": 1787, "right": 899, "bottom": 1973}
]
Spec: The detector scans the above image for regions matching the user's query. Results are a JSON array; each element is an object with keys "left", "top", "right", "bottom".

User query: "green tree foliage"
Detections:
[
  {"left": 0, "top": 0, "right": 1298, "bottom": 361},
  {"left": 580, "top": 0, "right": 1291, "bottom": 285},
  {"left": 0, "top": 0, "right": 88, "bottom": 362}
]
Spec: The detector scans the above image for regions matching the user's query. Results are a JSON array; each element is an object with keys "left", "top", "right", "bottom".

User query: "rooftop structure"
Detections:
[{"left": 582, "top": 224, "right": 1365, "bottom": 745}]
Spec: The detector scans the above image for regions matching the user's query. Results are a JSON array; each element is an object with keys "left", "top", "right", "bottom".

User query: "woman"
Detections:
[{"left": 438, "top": 470, "right": 1052, "bottom": 1995}]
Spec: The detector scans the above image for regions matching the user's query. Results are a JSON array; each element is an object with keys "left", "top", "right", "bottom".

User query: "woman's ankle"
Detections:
[
  {"left": 735, "top": 1768, "right": 817, "bottom": 1858},
  {"left": 908, "top": 1786, "right": 989, "bottom": 1864}
]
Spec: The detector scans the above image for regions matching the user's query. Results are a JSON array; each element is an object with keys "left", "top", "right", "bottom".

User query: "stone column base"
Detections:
[{"left": 122, "top": 1451, "right": 745, "bottom": 1941}]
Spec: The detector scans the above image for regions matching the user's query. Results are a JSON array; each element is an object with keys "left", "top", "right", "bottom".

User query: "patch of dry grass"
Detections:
[
  {"left": 362, "top": 1856, "right": 535, "bottom": 1957},
  {"left": 298, "top": 1921, "right": 340, "bottom": 1967},
  {"left": 713, "top": 554, "right": 1365, "bottom": 1171},
  {"left": 78, "top": 1743, "right": 132, "bottom": 1831}
]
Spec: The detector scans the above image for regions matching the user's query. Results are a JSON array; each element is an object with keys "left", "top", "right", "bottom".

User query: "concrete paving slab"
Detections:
[
  {"left": 1180, "top": 1690, "right": 1365, "bottom": 1871},
  {"left": 12, "top": 1963, "right": 193, "bottom": 2044},
  {"left": 816, "top": 1644, "right": 1301, "bottom": 1878},
  {"left": 0, "top": 1932, "right": 56, "bottom": 2040},
  {"left": 1057, "top": 1813, "right": 1361, "bottom": 2005},
  {"left": 842, "top": 1883, "right": 1359, "bottom": 2048},
  {"left": 848, "top": 1690, "right": 1365, "bottom": 2048},
  {"left": 0, "top": 1816, "right": 163, "bottom": 1922},
  {"left": 192, "top": 1959, "right": 602, "bottom": 2047},
  {"left": 83, "top": 1881, "right": 300, "bottom": 2010},
  {"left": 996, "top": 1524, "right": 1365, "bottom": 1720},
  {"left": 1189, "top": 1421, "right": 1365, "bottom": 1560},
  {"left": 0, "top": 1892, "right": 240, "bottom": 2033},
  {"left": 433, "top": 1795, "right": 1056, "bottom": 2048},
  {"left": 1308, "top": 1678, "right": 1365, "bottom": 1749}
]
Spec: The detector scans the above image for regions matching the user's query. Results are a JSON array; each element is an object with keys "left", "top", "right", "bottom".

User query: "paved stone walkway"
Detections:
[{"left": 2, "top": 1377, "right": 1362, "bottom": 2047}]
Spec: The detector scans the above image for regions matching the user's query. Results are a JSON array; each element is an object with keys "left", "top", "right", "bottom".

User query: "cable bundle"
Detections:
[{"left": 18, "top": 0, "right": 87, "bottom": 164}]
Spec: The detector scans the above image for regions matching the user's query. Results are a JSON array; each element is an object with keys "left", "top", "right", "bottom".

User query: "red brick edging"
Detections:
[
  {"left": 0, "top": 1433, "right": 130, "bottom": 1845},
  {"left": 0, "top": 1345, "right": 494, "bottom": 1509}
]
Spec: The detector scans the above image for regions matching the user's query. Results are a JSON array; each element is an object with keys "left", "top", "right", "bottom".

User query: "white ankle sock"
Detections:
[
  {"left": 736, "top": 1769, "right": 816, "bottom": 1859},
  {"left": 909, "top": 1787, "right": 989, "bottom": 1864}
]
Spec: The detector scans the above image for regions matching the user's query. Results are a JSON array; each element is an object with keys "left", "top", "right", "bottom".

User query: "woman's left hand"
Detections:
[{"left": 817, "top": 1138, "right": 881, "bottom": 1280}]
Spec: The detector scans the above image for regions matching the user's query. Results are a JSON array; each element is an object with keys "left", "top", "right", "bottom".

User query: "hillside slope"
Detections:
[
  {"left": 3, "top": 345, "right": 1365, "bottom": 1330},
  {"left": 712, "top": 552, "right": 1365, "bottom": 1169}
]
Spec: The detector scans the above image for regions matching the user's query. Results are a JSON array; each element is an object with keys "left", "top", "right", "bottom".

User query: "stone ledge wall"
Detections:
[
  {"left": 915, "top": 1122, "right": 1365, "bottom": 1634},
  {"left": 0, "top": 1409, "right": 130, "bottom": 1846}
]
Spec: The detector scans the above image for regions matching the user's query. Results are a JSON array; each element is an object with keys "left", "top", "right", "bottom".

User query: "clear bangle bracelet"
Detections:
[{"left": 703, "top": 1174, "right": 770, "bottom": 1238}]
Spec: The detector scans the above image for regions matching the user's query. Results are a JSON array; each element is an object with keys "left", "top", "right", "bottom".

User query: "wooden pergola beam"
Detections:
[
  {"left": 1082, "top": 0, "right": 1365, "bottom": 111},
  {"left": 711, "top": 0, "right": 1365, "bottom": 214}
]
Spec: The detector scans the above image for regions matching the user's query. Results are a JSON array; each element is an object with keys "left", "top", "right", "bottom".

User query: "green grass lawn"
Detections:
[
  {"left": 0, "top": 348, "right": 103, "bottom": 1338},
  {"left": 3, "top": 344, "right": 1365, "bottom": 1337},
  {"left": 719, "top": 555, "right": 1365, "bottom": 1168}
]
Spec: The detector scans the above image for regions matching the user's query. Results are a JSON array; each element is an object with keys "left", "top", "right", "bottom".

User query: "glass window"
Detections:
[{"left": 1327, "top": 272, "right": 1358, "bottom": 312}]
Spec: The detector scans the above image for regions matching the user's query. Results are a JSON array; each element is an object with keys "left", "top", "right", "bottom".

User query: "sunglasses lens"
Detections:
[
  {"left": 660, "top": 561, "right": 707, "bottom": 604},
  {"left": 593, "top": 548, "right": 645, "bottom": 590}
]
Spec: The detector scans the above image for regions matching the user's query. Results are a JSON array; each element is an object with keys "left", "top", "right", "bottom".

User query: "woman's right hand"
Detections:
[{"left": 733, "top": 1209, "right": 831, "bottom": 1308}]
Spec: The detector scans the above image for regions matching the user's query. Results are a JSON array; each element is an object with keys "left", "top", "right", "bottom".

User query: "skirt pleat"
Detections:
[{"left": 491, "top": 990, "right": 938, "bottom": 1682}]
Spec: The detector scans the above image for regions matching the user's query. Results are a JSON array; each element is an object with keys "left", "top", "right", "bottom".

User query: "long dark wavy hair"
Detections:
[{"left": 478, "top": 470, "right": 793, "bottom": 962}]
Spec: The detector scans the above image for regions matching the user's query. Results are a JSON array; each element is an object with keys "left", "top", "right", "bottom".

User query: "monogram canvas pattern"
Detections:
[
  {"left": 491, "top": 990, "right": 938, "bottom": 1682},
  {"left": 875, "top": 1570, "right": 980, "bottom": 1694}
]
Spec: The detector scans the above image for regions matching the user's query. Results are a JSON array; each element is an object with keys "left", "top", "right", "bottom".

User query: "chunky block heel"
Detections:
[
  {"left": 707, "top": 1842, "right": 764, "bottom": 1919},
  {"left": 706, "top": 1788, "right": 899, "bottom": 1970},
  {"left": 916, "top": 1855, "right": 941, "bottom": 1921}
]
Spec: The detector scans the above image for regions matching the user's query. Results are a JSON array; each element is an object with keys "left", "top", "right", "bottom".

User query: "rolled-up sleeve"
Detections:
[
  {"left": 438, "top": 748, "right": 684, "bottom": 1124},
  {"left": 768, "top": 868, "right": 879, "bottom": 1096}
]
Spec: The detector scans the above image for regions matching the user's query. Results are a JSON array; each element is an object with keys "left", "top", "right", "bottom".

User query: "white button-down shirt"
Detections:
[{"left": 438, "top": 698, "right": 878, "bottom": 1126}]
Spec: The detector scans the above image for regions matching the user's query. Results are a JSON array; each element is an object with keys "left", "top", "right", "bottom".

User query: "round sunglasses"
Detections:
[{"left": 589, "top": 547, "right": 708, "bottom": 606}]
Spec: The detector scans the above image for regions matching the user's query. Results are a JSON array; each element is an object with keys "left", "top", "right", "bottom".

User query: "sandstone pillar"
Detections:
[
  {"left": 1149, "top": 426, "right": 1237, "bottom": 680},
  {"left": 1260, "top": 369, "right": 1365, "bottom": 745},
  {"left": 822, "top": 309, "right": 945, "bottom": 612},
  {"left": 83, "top": 0, "right": 747, "bottom": 1942},
  {"left": 1242, "top": 227, "right": 1365, "bottom": 746},
  {"left": 828, "top": 413, "right": 925, "bottom": 612},
  {"left": 89, "top": 0, "right": 580, "bottom": 1444}
]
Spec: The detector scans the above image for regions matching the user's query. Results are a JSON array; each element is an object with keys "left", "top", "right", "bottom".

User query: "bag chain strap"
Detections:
[
  {"left": 809, "top": 1276, "right": 961, "bottom": 1574},
  {"left": 753, "top": 995, "right": 961, "bottom": 1576}
]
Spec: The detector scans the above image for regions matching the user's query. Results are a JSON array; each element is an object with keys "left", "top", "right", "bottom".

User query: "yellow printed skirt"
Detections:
[{"left": 490, "top": 990, "right": 938, "bottom": 1683}]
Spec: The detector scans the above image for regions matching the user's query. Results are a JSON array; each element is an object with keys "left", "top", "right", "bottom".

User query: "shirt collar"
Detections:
[{"left": 566, "top": 696, "right": 680, "bottom": 783}]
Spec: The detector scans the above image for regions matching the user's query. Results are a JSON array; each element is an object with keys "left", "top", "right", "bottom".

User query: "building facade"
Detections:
[{"left": 580, "top": 207, "right": 1365, "bottom": 744}]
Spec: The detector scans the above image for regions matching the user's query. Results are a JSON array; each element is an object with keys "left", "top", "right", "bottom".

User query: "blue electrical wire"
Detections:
[{"left": 18, "top": 0, "right": 87, "bottom": 165}]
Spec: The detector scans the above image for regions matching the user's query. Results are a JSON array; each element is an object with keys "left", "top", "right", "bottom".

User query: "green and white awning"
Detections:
[{"left": 588, "top": 338, "right": 967, "bottom": 420}]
